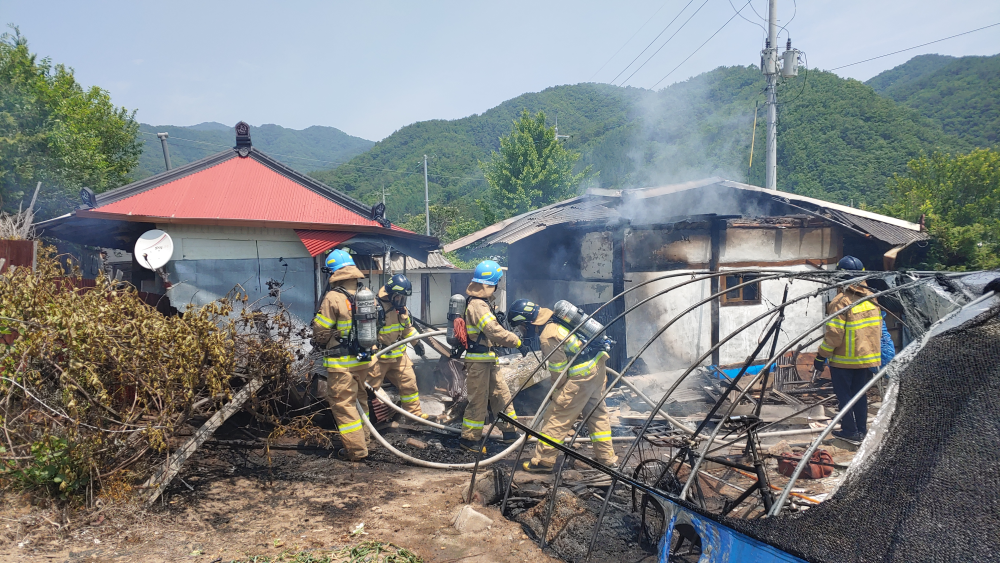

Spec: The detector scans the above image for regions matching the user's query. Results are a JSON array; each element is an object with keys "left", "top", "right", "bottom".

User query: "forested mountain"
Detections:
[
  {"left": 309, "top": 64, "right": 966, "bottom": 226},
  {"left": 865, "top": 54, "right": 1000, "bottom": 147},
  {"left": 133, "top": 122, "right": 373, "bottom": 179}
]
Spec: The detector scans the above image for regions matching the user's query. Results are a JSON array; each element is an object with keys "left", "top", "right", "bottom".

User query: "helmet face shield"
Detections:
[{"left": 390, "top": 293, "right": 408, "bottom": 309}]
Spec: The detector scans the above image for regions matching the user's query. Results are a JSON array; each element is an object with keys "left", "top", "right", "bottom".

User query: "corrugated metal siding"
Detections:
[
  {"left": 384, "top": 250, "right": 457, "bottom": 271},
  {"left": 826, "top": 210, "right": 929, "bottom": 246},
  {"left": 294, "top": 230, "right": 356, "bottom": 257},
  {"left": 481, "top": 199, "right": 620, "bottom": 246},
  {"left": 91, "top": 157, "right": 395, "bottom": 230}
]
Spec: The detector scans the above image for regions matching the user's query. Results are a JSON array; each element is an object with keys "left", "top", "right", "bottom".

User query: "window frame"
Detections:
[{"left": 720, "top": 273, "right": 762, "bottom": 306}]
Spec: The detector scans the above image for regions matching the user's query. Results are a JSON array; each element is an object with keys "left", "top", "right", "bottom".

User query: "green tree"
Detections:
[
  {"left": 884, "top": 148, "right": 1000, "bottom": 270},
  {"left": 480, "top": 109, "right": 589, "bottom": 220},
  {"left": 398, "top": 204, "right": 482, "bottom": 243},
  {"left": 0, "top": 27, "right": 141, "bottom": 217}
]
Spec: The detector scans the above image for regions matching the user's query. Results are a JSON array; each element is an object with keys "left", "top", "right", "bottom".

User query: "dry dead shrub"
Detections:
[{"left": 0, "top": 246, "right": 294, "bottom": 502}]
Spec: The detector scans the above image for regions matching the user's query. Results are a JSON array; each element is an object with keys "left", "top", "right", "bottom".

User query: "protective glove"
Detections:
[
  {"left": 518, "top": 344, "right": 532, "bottom": 358},
  {"left": 813, "top": 357, "right": 827, "bottom": 374},
  {"left": 413, "top": 341, "right": 426, "bottom": 357}
]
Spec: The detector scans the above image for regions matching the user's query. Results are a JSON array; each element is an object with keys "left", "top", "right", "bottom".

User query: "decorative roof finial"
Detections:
[{"left": 235, "top": 121, "right": 251, "bottom": 157}]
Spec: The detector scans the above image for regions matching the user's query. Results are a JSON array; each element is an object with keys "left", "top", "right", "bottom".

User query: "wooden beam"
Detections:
[{"left": 142, "top": 378, "right": 264, "bottom": 505}]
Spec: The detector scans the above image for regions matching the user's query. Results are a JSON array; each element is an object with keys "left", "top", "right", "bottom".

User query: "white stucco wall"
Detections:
[
  {"left": 624, "top": 226, "right": 835, "bottom": 370},
  {"left": 158, "top": 224, "right": 312, "bottom": 261},
  {"left": 411, "top": 272, "right": 456, "bottom": 325}
]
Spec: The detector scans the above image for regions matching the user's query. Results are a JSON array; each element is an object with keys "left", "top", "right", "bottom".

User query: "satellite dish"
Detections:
[{"left": 134, "top": 229, "right": 174, "bottom": 270}]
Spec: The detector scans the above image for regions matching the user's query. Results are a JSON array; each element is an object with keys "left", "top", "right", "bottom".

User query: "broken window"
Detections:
[{"left": 721, "top": 273, "right": 761, "bottom": 305}]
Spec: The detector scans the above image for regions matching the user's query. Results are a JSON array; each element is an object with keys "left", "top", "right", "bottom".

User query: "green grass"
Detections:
[{"left": 232, "top": 541, "right": 424, "bottom": 563}]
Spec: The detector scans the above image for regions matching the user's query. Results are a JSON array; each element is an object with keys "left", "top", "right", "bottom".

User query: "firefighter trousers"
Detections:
[
  {"left": 368, "top": 355, "right": 423, "bottom": 416},
  {"left": 532, "top": 359, "right": 618, "bottom": 467},
  {"left": 460, "top": 360, "right": 517, "bottom": 441},
  {"left": 326, "top": 367, "right": 371, "bottom": 460}
]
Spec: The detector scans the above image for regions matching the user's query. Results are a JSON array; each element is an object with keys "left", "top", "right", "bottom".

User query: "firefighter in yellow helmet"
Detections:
[
  {"left": 507, "top": 299, "right": 619, "bottom": 473},
  {"left": 458, "top": 260, "right": 527, "bottom": 452},
  {"left": 311, "top": 249, "right": 375, "bottom": 461},
  {"left": 366, "top": 274, "right": 430, "bottom": 418}
]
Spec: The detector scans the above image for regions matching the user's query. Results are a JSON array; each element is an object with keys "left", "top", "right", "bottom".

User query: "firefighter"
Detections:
[
  {"left": 814, "top": 255, "right": 882, "bottom": 442},
  {"left": 507, "top": 299, "right": 618, "bottom": 473},
  {"left": 366, "top": 274, "right": 429, "bottom": 418},
  {"left": 311, "top": 249, "right": 375, "bottom": 461},
  {"left": 458, "top": 260, "right": 527, "bottom": 452}
]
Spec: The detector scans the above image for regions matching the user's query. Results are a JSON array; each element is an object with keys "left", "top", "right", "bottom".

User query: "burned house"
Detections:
[
  {"left": 37, "top": 123, "right": 438, "bottom": 325},
  {"left": 445, "top": 178, "right": 928, "bottom": 371}
]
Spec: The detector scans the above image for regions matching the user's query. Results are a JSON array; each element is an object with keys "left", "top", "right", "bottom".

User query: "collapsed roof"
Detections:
[{"left": 444, "top": 178, "right": 927, "bottom": 252}]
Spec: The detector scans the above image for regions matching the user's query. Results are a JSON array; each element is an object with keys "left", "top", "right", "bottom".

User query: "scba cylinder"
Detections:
[
  {"left": 354, "top": 287, "right": 379, "bottom": 350},
  {"left": 446, "top": 293, "right": 466, "bottom": 347},
  {"left": 552, "top": 300, "right": 605, "bottom": 342}
]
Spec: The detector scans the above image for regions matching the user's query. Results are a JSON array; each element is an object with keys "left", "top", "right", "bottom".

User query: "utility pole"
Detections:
[
  {"left": 763, "top": 0, "right": 778, "bottom": 190},
  {"left": 156, "top": 132, "right": 172, "bottom": 171},
  {"left": 423, "top": 155, "right": 430, "bottom": 236}
]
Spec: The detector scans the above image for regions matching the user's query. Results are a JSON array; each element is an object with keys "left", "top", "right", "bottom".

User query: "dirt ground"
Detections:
[{"left": 0, "top": 440, "right": 566, "bottom": 563}]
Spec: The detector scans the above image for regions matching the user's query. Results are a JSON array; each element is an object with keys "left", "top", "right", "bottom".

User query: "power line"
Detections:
[
  {"left": 828, "top": 22, "right": 1000, "bottom": 71},
  {"left": 650, "top": 0, "right": 754, "bottom": 89},
  {"left": 609, "top": 0, "right": 699, "bottom": 85},
  {"left": 590, "top": 1, "right": 670, "bottom": 81},
  {"left": 728, "top": 0, "right": 766, "bottom": 34},
  {"left": 619, "top": 0, "right": 712, "bottom": 86}
]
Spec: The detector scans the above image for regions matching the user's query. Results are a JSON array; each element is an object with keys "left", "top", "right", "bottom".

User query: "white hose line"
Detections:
[
  {"left": 366, "top": 383, "right": 460, "bottom": 434},
  {"left": 372, "top": 330, "right": 446, "bottom": 360},
  {"left": 357, "top": 400, "right": 526, "bottom": 470}
]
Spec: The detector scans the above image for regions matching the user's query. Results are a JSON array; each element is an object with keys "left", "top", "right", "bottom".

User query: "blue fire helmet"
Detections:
[
  {"left": 472, "top": 260, "right": 503, "bottom": 286},
  {"left": 325, "top": 249, "right": 355, "bottom": 272},
  {"left": 837, "top": 255, "right": 865, "bottom": 271}
]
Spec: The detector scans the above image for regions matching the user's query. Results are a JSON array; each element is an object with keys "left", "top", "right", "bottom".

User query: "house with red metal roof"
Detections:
[{"left": 38, "top": 122, "right": 438, "bottom": 324}]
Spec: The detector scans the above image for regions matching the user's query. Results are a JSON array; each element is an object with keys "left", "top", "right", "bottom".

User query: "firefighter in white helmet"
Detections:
[
  {"left": 366, "top": 274, "right": 430, "bottom": 418},
  {"left": 507, "top": 299, "right": 618, "bottom": 473},
  {"left": 311, "top": 249, "right": 375, "bottom": 461}
]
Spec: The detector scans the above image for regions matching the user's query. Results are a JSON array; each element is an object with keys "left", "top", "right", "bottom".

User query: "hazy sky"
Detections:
[{"left": 2, "top": 1, "right": 998, "bottom": 140}]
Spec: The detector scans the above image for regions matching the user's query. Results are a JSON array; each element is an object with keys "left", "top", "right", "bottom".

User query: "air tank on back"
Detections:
[
  {"left": 552, "top": 299, "right": 605, "bottom": 342},
  {"left": 446, "top": 294, "right": 467, "bottom": 348},
  {"left": 354, "top": 286, "right": 379, "bottom": 351}
]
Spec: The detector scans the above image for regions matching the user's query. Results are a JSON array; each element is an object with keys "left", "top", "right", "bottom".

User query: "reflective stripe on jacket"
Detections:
[
  {"left": 540, "top": 323, "right": 608, "bottom": 378},
  {"left": 464, "top": 283, "right": 521, "bottom": 362},
  {"left": 818, "top": 285, "right": 882, "bottom": 369},
  {"left": 376, "top": 287, "right": 417, "bottom": 361}
]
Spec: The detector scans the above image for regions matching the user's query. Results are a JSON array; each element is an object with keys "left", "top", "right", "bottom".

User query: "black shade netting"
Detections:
[{"left": 725, "top": 304, "right": 1000, "bottom": 563}]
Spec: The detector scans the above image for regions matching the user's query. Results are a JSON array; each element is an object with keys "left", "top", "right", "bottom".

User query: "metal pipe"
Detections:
[
  {"left": 156, "top": 132, "right": 172, "bottom": 170},
  {"left": 580, "top": 273, "right": 885, "bottom": 557},
  {"left": 611, "top": 369, "right": 695, "bottom": 434},
  {"left": 680, "top": 278, "right": 930, "bottom": 501}
]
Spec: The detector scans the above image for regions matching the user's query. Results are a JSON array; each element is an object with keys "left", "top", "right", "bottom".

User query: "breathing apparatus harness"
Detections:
[
  {"left": 550, "top": 299, "right": 615, "bottom": 364},
  {"left": 323, "top": 285, "right": 379, "bottom": 361}
]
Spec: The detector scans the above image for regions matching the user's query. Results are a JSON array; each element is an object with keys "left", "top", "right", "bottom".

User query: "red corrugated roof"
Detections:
[
  {"left": 88, "top": 156, "right": 404, "bottom": 231},
  {"left": 294, "top": 230, "right": 355, "bottom": 257}
]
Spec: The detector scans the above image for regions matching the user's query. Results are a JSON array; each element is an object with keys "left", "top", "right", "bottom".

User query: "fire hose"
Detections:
[{"left": 357, "top": 330, "right": 525, "bottom": 469}]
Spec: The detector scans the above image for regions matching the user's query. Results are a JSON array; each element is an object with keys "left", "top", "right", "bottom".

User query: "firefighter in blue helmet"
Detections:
[
  {"left": 311, "top": 249, "right": 373, "bottom": 461},
  {"left": 457, "top": 260, "right": 527, "bottom": 452},
  {"left": 813, "top": 255, "right": 882, "bottom": 442},
  {"left": 366, "top": 274, "right": 429, "bottom": 418}
]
